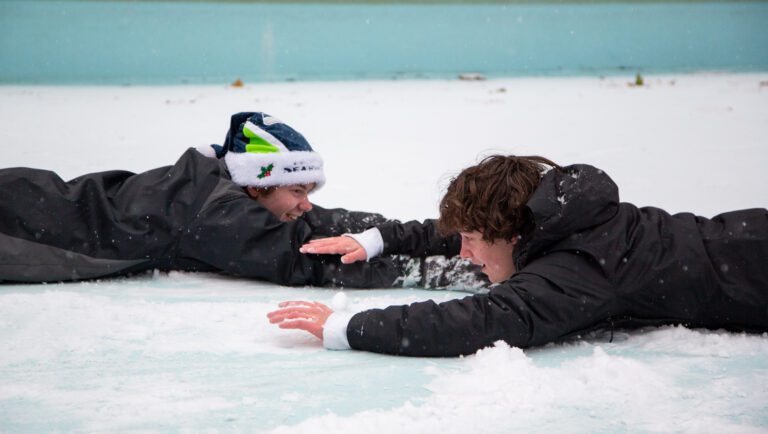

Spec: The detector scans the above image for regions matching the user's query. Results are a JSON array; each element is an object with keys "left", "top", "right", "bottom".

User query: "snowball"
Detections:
[{"left": 331, "top": 291, "right": 348, "bottom": 312}]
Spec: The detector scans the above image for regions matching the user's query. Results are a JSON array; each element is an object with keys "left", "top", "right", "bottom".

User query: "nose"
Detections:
[
  {"left": 298, "top": 196, "right": 312, "bottom": 212},
  {"left": 459, "top": 241, "right": 471, "bottom": 260}
]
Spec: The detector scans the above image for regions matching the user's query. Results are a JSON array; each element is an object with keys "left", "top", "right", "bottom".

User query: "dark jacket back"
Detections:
[{"left": 350, "top": 164, "right": 768, "bottom": 356}]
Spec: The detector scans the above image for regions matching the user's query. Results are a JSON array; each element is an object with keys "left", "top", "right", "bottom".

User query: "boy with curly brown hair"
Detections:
[{"left": 269, "top": 155, "right": 768, "bottom": 357}]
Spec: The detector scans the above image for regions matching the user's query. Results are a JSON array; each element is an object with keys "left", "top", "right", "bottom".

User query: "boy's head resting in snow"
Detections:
[
  {"left": 438, "top": 154, "right": 560, "bottom": 241},
  {"left": 197, "top": 112, "right": 325, "bottom": 222},
  {"left": 222, "top": 112, "right": 325, "bottom": 190},
  {"left": 246, "top": 183, "right": 316, "bottom": 222},
  {"left": 438, "top": 155, "right": 560, "bottom": 283},
  {"left": 198, "top": 111, "right": 325, "bottom": 190}
]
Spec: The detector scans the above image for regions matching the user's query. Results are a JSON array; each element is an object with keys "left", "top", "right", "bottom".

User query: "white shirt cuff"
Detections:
[
  {"left": 343, "top": 228, "right": 384, "bottom": 260},
  {"left": 323, "top": 312, "right": 353, "bottom": 350}
]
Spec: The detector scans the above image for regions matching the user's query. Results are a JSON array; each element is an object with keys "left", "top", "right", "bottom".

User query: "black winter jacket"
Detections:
[
  {"left": 0, "top": 148, "right": 397, "bottom": 286},
  {"left": 347, "top": 164, "right": 768, "bottom": 356}
]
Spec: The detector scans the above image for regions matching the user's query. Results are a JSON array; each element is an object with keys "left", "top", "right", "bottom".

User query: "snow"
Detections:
[
  {"left": 331, "top": 291, "right": 348, "bottom": 312},
  {"left": 273, "top": 336, "right": 768, "bottom": 434},
  {"left": 1, "top": 74, "right": 767, "bottom": 433}
]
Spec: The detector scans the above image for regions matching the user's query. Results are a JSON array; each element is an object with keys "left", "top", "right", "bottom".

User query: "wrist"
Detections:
[
  {"left": 322, "top": 312, "right": 353, "bottom": 350},
  {"left": 343, "top": 228, "right": 384, "bottom": 260}
]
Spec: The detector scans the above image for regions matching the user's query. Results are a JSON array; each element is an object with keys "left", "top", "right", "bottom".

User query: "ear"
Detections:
[
  {"left": 509, "top": 236, "right": 519, "bottom": 246},
  {"left": 245, "top": 186, "right": 260, "bottom": 198}
]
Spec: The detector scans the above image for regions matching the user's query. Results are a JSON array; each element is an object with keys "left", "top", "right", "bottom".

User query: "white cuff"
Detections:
[
  {"left": 323, "top": 312, "right": 353, "bottom": 350},
  {"left": 343, "top": 228, "right": 384, "bottom": 260}
]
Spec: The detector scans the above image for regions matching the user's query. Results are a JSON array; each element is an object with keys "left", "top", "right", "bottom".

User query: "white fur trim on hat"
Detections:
[
  {"left": 195, "top": 144, "right": 218, "bottom": 158},
  {"left": 225, "top": 150, "right": 325, "bottom": 190}
]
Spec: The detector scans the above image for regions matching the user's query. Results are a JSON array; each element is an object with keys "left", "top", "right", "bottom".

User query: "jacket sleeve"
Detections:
[
  {"left": 301, "top": 205, "right": 392, "bottom": 238},
  {"left": 345, "top": 251, "right": 617, "bottom": 356},
  {"left": 376, "top": 219, "right": 461, "bottom": 258},
  {"left": 178, "top": 195, "right": 398, "bottom": 288}
]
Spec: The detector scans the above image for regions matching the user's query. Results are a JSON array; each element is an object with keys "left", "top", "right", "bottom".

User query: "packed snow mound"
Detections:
[{"left": 272, "top": 334, "right": 768, "bottom": 434}]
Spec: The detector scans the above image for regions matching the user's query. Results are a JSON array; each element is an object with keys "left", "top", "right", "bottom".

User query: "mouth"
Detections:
[
  {"left": 473, "top": 261, "right": 487, "bottom": 273},
  {"left": 463, "top": 259, "right": 485, "bottom": 272},
  {"left": 283, "top": 213, "right": 301, "bottom": 221}
]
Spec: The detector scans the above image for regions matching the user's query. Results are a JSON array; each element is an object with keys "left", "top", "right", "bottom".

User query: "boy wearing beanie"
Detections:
[{"left": 0, "top": 112, "right": 396, "bottom": 287}]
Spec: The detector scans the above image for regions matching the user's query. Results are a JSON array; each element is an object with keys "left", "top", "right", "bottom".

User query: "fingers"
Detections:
[
  {"left": 267, "top": 308, "right": 324, "bottom": 324},
  {"left": 266, "top": 301, "right": 332, "bottom": 323},
  {"left": 267, "top": 300, "right": 333, "bottom": 341},
  {"left": 273, "top": 300, "right": 331, "bottom": 310},
  {"left": 267, "top": 310, "right": 318, "bottom": 323},
  {"left": 267, "top": 308, "right": 314, "bottom": 323},
  {"left": 300, "top": 236, "right": 362, "bottom": 255},
  {"left": 276, "top": 300, "right": 320, "bottom": 308},
  {"left": 278, "top": 320, "right": 323, "bottom": 339},
  {"left": 304, "top": 237, "right": 344, "bottom": 246},
  {"left": 340, "top": 248, "right": 367, "bottom": 264},
  {"left": 299, "top": 237, "right": 345, "bottom": 253},
  {"left": 277, "top": 320, "right": 319, "bottom": 331},
  {"left": 299, "top": 237, "right": 368, "bottom": 265}
]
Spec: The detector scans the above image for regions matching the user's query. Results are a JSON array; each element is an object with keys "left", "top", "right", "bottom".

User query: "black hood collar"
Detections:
[{"left": 515, "top": 164, "right": 619, "bottom": 265}]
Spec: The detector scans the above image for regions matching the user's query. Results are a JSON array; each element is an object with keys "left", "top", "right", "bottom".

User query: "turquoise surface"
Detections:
[{"left": 1, "top": 1, "right": 767, "bottom": 84}]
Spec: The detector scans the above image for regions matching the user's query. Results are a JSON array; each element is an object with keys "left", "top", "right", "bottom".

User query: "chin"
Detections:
[
  {"left": 483, "top": 270, "right": 513, "bottom": 284},
  {"left": 480, "top": 270, "right": 498, "bottom": 284}
]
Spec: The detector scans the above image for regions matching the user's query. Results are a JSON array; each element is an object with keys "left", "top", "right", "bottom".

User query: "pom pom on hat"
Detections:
[{"left": 201, "top": 112, "right": 325, "bottom": 191}]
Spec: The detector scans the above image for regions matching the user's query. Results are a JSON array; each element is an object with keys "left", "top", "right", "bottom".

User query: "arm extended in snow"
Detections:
[
  {"left": 344, "top": 252, "right": 617, "bottom": 356},
  {"left": 180, "top": 199, "right": 400, "bottom": 288},
  {"left": 300, "top": 219, "right": 462, "bottom": 263}
]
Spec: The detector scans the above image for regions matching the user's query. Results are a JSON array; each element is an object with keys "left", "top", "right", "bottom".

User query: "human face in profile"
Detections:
[
  {"left": 459, "top": 231, "right": 518, "bottom": 283},
  {"left": 247, "top": 183, "right": 316, "bottom": 222}
]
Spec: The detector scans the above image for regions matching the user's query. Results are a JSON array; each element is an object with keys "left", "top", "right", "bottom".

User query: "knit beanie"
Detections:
[{"left": 198, "top": 112, "right": 325, "bottom": 191}]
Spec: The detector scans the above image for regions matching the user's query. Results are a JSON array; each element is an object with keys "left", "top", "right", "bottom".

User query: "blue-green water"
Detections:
[{"left": 1, "top": 0, "right": 767, "bottom": 84}]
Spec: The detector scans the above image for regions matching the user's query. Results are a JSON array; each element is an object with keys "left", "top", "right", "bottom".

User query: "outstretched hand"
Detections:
[
  {"left": 267, "top": 301, "right": 333, "bottom": 340},
  {"left": 300, "top": 236, "right": 367, "bottom": 264}
]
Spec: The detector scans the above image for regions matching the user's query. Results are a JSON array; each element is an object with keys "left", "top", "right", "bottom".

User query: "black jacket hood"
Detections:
[{"left": 516, "top": 164, "right": 620, "bottom": 265}]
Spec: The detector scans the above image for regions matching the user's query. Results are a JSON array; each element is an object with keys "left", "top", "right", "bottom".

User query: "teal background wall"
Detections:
[{"left": 1, "top": 0, "right": 767, "bottom": 84}]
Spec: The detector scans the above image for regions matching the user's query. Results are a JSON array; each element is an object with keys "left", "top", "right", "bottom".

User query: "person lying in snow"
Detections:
[
  {"left": 268, "top": 155, "right": 768, "bottom": 357},
  {"left": 0, "top": 111, "right": 401, "bottom": 286}
]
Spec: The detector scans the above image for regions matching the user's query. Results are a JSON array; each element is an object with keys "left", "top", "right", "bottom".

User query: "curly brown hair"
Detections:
[{"left": 438, "top": 155, "right": 560, "bottom": 241}]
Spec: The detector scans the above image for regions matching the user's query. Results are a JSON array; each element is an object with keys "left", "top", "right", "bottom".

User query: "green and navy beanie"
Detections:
[{"left": 198, "top": 112, "right": 325, "bottom": 191}]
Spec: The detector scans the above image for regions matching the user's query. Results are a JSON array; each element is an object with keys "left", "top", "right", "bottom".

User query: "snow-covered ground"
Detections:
[{"left": 1, "top": 74, "right": 767, "bottom": 433}]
